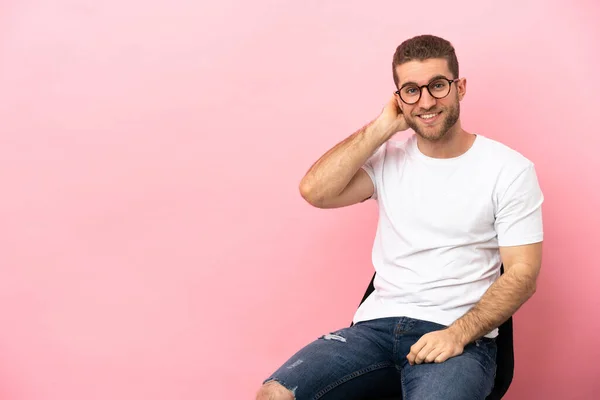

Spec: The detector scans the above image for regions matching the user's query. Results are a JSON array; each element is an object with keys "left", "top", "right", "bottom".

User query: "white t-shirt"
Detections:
[{"left": 353, "top": 134, "right": 544, "bottom": 338}]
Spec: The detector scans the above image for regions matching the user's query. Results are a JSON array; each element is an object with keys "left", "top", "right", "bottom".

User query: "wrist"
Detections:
[
  {"left": 447, "top": 323, "right": 472, "bottom": 346},
  {"left": 370, "top": 117, "right": 397, "bottom": 142}
]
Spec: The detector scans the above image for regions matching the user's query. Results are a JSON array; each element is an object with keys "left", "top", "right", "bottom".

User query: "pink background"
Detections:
[{"left": 0, "top": 0, "right": 598, "bottom": 399}]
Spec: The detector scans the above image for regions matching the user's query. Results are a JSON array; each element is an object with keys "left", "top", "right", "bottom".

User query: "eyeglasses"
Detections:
[{"left": 395, "top": 77, "right": 460, "bottom": 105}]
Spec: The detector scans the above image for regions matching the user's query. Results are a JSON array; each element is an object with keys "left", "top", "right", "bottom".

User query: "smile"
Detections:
[{"left": 418, "top": 112, "right": 441, "bottom": 124}]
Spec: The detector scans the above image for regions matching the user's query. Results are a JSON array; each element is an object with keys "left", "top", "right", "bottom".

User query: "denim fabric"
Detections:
[{"left": 263, "top": 317, "right": 496, "bottom": 400}]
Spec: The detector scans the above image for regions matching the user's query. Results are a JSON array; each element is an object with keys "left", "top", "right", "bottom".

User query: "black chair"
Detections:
[{"left": 351, "top": 265, "right": 514, "bottom": 400}]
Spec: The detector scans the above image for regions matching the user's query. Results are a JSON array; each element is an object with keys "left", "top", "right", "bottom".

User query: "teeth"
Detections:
[{"left": 420, "top": 113, "right": 438, "bottom": 119}]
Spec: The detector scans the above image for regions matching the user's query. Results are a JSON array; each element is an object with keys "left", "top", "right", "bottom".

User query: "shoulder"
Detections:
[
  {"left": 475, "top": 135, "right": 541, "bottom": 198},
  {"left": 367, "top": 135, "right": 412, "bottom": 166},
  {"left": 476, "top": 135, "right": 535, "bottom": 176},
  {"left": 382, "top": 135, "right": 414, "bottom": 159},
  {"left": 477, "top": 136, "right": 532, "bottom": 165}
]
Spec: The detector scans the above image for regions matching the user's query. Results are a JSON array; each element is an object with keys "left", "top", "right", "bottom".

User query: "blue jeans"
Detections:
[{"left": 263, "top": 317, "right": 497, "bottom": 400}]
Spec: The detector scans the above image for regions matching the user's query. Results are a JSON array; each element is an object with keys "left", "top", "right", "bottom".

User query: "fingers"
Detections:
[
  {"left": 425, "top": 347, "right": 444, "bottom": 363},
  {"left": 388, "top": 93, "right": 399, "bottom": 110},
  {"left": 407, "top": 336, "right": 450, "bottom": 365},
  {"left": 434, "top": 351, "right": 450, "bottom": 363},
  {"left": 382, "top": 94, "right": 397, "bottom": 114},
  {"left": 391, "top": 92, "right": 403, "bottom": 113},
  {"left": 407, "top": 338, "right": 426, "bottom": 365},
  {"left": 410, "top": 343, "right": 444, "bottom": 365},
  {"left": 415, "top": 343, "right": 435, "bottom": 364},
  {"left": 407, "top": 331, "right": 465, "bottom": 366}
]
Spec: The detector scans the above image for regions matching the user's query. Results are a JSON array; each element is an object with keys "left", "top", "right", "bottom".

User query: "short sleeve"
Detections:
[
  {"left": 361, "top": 145, "right": 385, "bottom": 200},
  {"left": 494, "top": 164, "right": 544, "bottom": 247}
]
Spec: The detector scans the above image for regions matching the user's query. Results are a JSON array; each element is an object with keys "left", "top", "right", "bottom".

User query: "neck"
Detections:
[{"left": 416, "top": 121, "right": 475, "bottom": 159}]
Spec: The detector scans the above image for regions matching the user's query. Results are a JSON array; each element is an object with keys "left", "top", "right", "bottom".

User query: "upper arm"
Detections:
[
  {"left": 495, "top": 163, "right": 544, "bottom": 281},
  {"left": 499, "top": 241, "right": 542, "bottom": 296},
  {"left": 495, "top": 164, "right": 544, "bottom": 246},
  {"left": 311, "top": 167, "right": 375, "bottom": 209},
  {"left": 499, "top": 241, "right": 543, "bottom": 277}
]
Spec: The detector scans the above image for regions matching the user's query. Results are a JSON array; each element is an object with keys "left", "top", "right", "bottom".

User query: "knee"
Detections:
[{"left": 256, "top": 380, "right": 295, "bottom": 400}]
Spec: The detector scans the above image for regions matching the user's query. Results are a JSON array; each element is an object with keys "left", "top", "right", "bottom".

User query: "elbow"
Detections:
[
  {"left": 529, "top": 282, "right": 537, "bottom": 297},
  {"left": 523, "top": 278, "right": 537, "bottom": 300},
  {"left": 528, "top": 270, "right": 540, "bottom": 297},
  {"left": 299, "top": 181, "right": 325, "bottom": 208}
]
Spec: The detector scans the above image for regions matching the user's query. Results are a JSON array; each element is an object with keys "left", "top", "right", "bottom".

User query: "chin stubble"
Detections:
[{"left": 409, "top": 102, "right": 460, "bottom": 142}]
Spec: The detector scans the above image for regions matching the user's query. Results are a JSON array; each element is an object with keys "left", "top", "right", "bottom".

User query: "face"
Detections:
[{"left": 394, "top": 58, "right": 466, "bottom": 142}]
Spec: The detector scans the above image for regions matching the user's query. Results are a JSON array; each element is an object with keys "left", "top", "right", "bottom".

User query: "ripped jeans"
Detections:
[{"left": 263, "top": 317, "right": 496, "bottom": 400}]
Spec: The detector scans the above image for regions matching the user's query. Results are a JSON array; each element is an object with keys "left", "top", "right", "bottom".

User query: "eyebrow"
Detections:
[{"left": 400, "top": 74, "right": 450, "bottom": 88}]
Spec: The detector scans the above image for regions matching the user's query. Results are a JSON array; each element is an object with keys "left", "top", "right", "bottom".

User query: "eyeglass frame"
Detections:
[{"left": 395, "top": 77, "right": 461, "bottom": 105}]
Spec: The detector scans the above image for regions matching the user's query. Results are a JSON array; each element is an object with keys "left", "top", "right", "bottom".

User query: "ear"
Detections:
[{"left": 457, "top": 78, "right": 467, "bottom": 101}]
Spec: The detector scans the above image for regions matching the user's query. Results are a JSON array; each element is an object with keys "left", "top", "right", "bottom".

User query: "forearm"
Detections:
[
  {"left": 448, "top": 263, "right": 538, "bottom": 345},
  {"left": 300, "top": 118, "right": 393, "bottom": 202}
]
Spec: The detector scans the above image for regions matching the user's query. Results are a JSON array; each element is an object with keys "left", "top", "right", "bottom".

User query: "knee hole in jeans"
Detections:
[{"left": 256, "top": 380, "right": 296, "bottom": 400}]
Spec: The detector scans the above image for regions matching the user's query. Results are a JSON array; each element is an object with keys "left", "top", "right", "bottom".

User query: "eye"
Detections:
[{"left": 430, "top": 80, "right": 449, "bottom": 92}]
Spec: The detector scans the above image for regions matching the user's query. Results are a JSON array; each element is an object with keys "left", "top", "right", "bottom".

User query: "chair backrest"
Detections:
[{"left": 351, "top": 266, "right": 514, "bottom": 400}]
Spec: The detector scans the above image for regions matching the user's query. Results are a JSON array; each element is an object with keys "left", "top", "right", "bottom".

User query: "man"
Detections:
[{"left": 256, "top": 34, "right": 543, "bottom": 400}]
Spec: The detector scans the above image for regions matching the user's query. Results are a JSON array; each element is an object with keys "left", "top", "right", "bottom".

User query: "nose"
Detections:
[{"left": 417, "top": 87, "right": 436, "bottom": 110}]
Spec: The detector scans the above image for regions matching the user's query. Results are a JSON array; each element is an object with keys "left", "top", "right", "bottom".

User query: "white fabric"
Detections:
[{"left": 353, "top": 134, "right": 544, "bottom": 338}]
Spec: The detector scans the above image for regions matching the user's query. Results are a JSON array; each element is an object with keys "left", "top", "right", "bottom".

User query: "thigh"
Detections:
[
  {"left": 401, "top": 338, "right": 497, "bottom": 400},
  {"left": 263, "top": 319, "right": 402, "bottom": 400}
]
